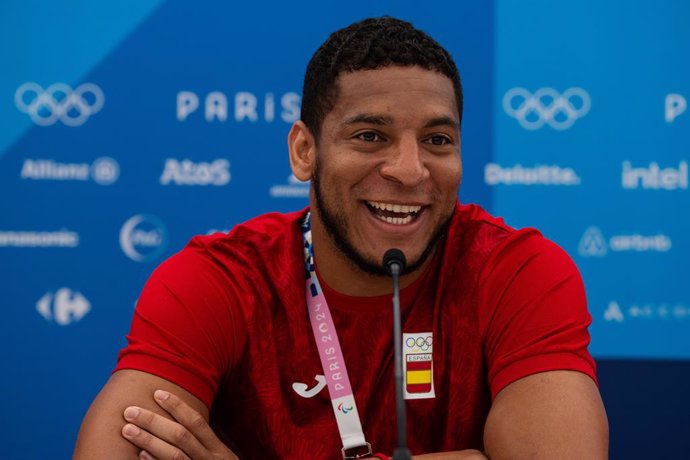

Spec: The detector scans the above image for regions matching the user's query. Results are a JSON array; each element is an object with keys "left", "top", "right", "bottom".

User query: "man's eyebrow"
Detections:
[
  {"left": 424, "top": 116, "right": 460, "bottom": 130},
  {"left": 342, "top": 114, "right": 393, "bottom": 126}
]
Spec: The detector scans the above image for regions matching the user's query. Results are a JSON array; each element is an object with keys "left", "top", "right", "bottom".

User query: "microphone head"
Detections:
[{"left": 383, "top": 248, "right": 407, "bottom": 276}]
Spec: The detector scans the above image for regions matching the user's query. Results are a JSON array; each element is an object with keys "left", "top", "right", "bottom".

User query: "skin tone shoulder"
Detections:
[{"left": 74, "top": 65, "right": 608, "bottom": 459}]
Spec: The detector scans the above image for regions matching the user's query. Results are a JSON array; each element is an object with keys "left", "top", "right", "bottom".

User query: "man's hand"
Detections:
[{"left": 122, "top": 389, "right": 238, "bottom": 460}]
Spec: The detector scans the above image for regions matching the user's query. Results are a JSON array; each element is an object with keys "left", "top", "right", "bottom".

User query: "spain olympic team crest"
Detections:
[{"left": 402, "top": 332, "right": 435, "bottom": 399}]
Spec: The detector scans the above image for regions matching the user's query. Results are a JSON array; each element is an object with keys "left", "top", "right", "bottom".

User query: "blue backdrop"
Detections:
[{"left": 1, "top": 1, "right": 688, "bottom": 458}]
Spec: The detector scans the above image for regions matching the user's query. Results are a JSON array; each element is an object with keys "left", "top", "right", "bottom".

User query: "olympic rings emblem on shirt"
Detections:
[
  {"left": 405, "top": 336, "right": 432, "bottom": 351},
  {"left": 15, "top": 82, "right": 105, "bottom": 127},
  {"left": 502, "top": 87, "right": 591, "bottom": 130}
]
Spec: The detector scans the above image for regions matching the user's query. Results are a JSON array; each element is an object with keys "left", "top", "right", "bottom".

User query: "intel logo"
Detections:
[{"left": 119, "top": 214, "right": 168, "bottom": 263}]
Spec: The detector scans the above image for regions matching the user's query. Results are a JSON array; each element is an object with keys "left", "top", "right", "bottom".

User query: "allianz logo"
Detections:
[
  {"left": 119, "top": 214, "right": 168, "bottom": 263},
  {"left": 578, "top": 226, "right": 671, "bottom": 257},
  {"left": 269, "top": 174, "right": 310, "bottom": 198},
  {"left": 20, "top": 157, "right": 119, "bottom": 185},
  {"left": 604, "top": 300, "right": 689, "bottom": 322},
  {"left": 177, "top": 90, "right": 300, "bottom": 123},
  {"left": 485, "top": 163, "right": 581, "bottom": 186},
  {"left": 160, "top": 158, "right": 230, "bottom": 186},
  {"left": 36, "top": 288, "right": 90, "bottom": 325},
  {"left": 622, "top": 160, "right": 687, "bottom": 190}
]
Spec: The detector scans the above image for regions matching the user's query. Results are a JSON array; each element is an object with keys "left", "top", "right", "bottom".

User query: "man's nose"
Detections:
[{"left": 379, "top": 136, "right": 429, "bottom": 187}]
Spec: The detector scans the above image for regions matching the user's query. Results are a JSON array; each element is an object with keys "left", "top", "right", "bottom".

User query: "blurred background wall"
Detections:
[{"left": 1, "top": 1, "right": 688, "bottom": 458}]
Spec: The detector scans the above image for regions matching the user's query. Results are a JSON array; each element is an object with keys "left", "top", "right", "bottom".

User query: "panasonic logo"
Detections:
[
  {"left": 0, "top": 230, "right": 79, "bottom": 247},
  {"left": 622, "top": 161, "right": 688, "bottom": 190},
  {"left": 160, "top": 158, "right": 231, "bottom": 186},
  {"left": 485, "top": 163, "right": 581, "bottom": 186}
]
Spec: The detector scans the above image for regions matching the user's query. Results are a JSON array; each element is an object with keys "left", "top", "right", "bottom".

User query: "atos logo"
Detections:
[
  {"left": 160, "top": 158, "right": 230, "bottom": 186},
  {"left": 36, "top": 288, "right": 90, "bottom": 325},
  {"left": 503, "top": 87, "right": 590, "bottom": 130},
  {"left": 15, "top": 82, "right": 104, "bottom": 126},
  {"left": 119, "top": 214, "right": 168, "bottom": 263}
]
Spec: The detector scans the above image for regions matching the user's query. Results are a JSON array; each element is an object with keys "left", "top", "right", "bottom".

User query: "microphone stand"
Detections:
[{"left": 384, "top": 249, "right": 411, "bottom": 460}]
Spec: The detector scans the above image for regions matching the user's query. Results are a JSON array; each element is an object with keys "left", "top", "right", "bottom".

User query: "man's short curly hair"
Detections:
[{"left": 301, "top": 16, "right": 463, "bottom": 139}]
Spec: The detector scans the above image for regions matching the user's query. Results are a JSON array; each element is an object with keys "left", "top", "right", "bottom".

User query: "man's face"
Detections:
[{"left": 311, "top": 65, "right": 462, "bottom": 276}]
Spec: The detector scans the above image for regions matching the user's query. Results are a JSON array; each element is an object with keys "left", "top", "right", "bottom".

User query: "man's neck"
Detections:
[{"left": 310, "top": 213, "right": 430, "bottom": 297}]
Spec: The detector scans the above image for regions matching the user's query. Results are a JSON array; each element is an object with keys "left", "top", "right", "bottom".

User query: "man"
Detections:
[{"left": 74, "top": 17, "right": 608, "bottom": 459}]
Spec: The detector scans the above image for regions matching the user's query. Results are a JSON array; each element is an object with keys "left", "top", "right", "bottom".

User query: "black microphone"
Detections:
[{"left": 383, "top": 249, "right": 411, "bottom": 460}]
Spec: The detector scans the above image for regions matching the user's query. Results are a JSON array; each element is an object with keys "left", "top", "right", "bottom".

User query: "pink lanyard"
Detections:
[{"left": 302, "top": 213, "right": 372, "bottom": 458}]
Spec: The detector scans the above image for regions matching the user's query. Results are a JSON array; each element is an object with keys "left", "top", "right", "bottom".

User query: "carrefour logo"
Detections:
[
  {"left": 119, "top": 214, "right": 168, "bottom": 263},
  {"left": 36, "top": 288, "right": 90, "bottom": 325},
  {"left": 578, "top": 226, "right": 671, "bottom": 257}
]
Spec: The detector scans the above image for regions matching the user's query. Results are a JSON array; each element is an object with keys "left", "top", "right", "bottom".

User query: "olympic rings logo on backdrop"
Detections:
[
  {"left": 15, "top": 82, "right": 104, "bottom": 127},
  {"left": 406, "top": 336, "right": 432, "bottom": 351},
  {"left": 503, "top": 87, "right": 591, "bottom": 130}
]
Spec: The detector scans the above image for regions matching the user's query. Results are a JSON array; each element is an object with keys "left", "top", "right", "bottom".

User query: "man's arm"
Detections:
[
  {"left": 73, "top": 369, "right": 210, "bottom": 459},
  {"left": 484, "top": 370, "right": 609, "bottom": 460}
]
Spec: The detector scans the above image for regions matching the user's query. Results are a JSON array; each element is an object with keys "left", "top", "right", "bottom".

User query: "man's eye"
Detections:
[
  {"left": 426, "top": 135, "right": 452, "bottom": 146},
  {"left": 356, "top": 132, "right": 383, "bottom": 142}
]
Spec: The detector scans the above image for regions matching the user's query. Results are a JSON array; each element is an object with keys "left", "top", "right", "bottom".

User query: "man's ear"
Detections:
[{"left": 288, "top": 121, "right": 317, "bottom": 181}]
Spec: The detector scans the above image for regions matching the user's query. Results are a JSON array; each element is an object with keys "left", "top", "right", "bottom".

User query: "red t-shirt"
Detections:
[{"left": 116, "top": 204, "right": 596, "bottom": 458}]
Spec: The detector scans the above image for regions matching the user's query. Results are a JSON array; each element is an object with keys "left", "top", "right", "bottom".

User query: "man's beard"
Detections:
[{"left": 312, "top": 159, "right": 453, "bottom": 277}]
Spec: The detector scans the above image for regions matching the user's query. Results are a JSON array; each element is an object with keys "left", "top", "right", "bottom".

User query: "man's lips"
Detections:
[{"left": 365, "top": 200, "right": 426, "bottom": 225}]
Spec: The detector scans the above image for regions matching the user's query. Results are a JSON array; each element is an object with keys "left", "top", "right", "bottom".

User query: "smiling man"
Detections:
[{"left": 74, "top": 17, "right": 608, "bottom": 460}]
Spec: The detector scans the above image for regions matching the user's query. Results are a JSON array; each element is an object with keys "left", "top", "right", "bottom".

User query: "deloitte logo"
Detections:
[
  {"left": 36, "top": 288, "right": 90, "bottom": 325},
  {"left": 119, "top": 214, "right": 168, "bottom": 263},
  {"left": 578, "top": 226, "right": 672, "bottom": 257}
]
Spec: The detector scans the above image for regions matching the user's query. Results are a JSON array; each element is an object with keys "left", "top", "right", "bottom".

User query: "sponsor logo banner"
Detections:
[
  {"left": 503, "top": 87, "right": 590, "bottom": 130},
  {"left": 15, "top": 82, "right": 104, "bottom": 127},
  {"left": 20, "top": 157, "right": 119, "bottom": 185},
  {"left": 36, "top": 288, "right": 90, "bottom": 325},
  {"left": 579, "top": 226, "right": 671, "bottom": 257},
  {"left": 604, "top": 300, "right": 690, "bottom": 322},
  {"left": 485, "top": 163, "right": 581, "bottom": 186},
  {"left": 160, "top": 158, "right": 230, "bottom": 186},
  {"left": 119, "top": 214, "right": 168, "bottom": 263},
  {"left": 269, "top": 174, "right": 310, "bottom": 197},
  {"left": 0, "top": 230, "right": 79, "bottom": 248},
  {"left": 622, "top": 160, "right": 688, "bottom": 190}
]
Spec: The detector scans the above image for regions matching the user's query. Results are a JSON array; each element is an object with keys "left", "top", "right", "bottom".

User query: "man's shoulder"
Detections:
[{"left": 186, "top": 208, "right": 307, "bottom": 255}]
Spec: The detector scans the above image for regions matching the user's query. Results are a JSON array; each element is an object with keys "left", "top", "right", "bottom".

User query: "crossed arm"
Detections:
[{"left": 74, "top": 368, "right": 608, "bottom": 459}]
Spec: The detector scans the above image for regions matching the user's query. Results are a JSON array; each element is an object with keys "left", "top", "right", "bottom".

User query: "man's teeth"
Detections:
[
  {"left": 381, "top": 215, "right": 415, "bottom": 225},
  {"left": 367, "top": 201, "right": 422, "bottom": 225},
  {"left": 368, "top": 201, "right": 422, "bottom": 214}
]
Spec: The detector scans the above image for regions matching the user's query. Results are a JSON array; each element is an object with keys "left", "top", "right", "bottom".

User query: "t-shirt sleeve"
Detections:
[
  {"left": 115, "top": 239, "right": 248, "bottom": 409},
  {"left": 479, "top": 230, "right": 596, "bottom": 399}
]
